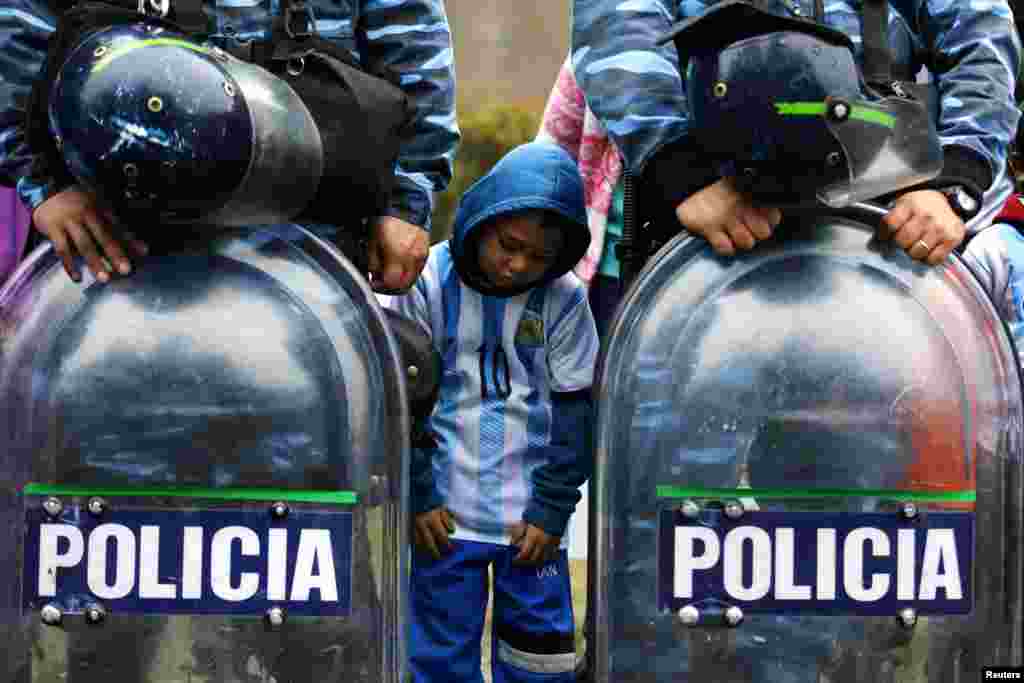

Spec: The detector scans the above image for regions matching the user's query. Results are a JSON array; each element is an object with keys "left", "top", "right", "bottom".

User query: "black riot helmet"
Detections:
[{"left": 660, "top": 0, "right": 942, "bottom": 206}]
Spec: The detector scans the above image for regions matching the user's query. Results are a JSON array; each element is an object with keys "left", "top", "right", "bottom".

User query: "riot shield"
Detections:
[
  {"left": 590, "top": 209, "right": 1023, "bottom": 681},
  {"left": 0, "top": 225, "right": 409, "bottom": 682}
]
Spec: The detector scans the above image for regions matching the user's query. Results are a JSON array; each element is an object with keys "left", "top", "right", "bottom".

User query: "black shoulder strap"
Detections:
[
  {"left": 61, "top": 0, "right": 208, "bottom": 34},
  {"left": 861, "top": 0, "right": 893, "bottom": 86}
]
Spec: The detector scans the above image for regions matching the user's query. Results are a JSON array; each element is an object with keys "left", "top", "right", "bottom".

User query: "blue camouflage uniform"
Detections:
[
  {"left": 0, "top": 0, "right": 459, "bottom": 231},
  {"left": 571, "top": 0, "right": 1021, "bottom": 230},
  {"left": 962, "top": 208, "right": 1024, "bottom": 369}
]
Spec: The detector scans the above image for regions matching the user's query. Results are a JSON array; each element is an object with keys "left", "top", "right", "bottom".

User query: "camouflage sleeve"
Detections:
[
  {"left": 571, "top": 0, "right": 690, "bottom": 174},
  {"left": 358, "top": 0, "right": 459, "bottom": 232},
  {"left": 0, "top": 0, "right": 65, "bottom": 212},
  {"left": 960, "top": 223, "right": 1024, "bottom": 372},
  {"left": 919, "top": 0, "right": 1021, "bottom": 197}
]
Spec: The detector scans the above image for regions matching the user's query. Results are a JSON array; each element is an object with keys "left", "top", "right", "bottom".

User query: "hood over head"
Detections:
[{"left": 450, "top": 141, "right": 589, "bottom": 296}]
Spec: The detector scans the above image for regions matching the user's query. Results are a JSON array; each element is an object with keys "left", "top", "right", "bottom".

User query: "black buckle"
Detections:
[
  {"left": 284, "top": 1, "right": 315, "bottom": 39},
  {"left": 137, "top": 0, "right": 170, "bottom": 19}
]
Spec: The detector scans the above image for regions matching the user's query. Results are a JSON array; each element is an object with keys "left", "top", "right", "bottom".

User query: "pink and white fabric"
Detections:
[{"left": 536, "top": 57, "right": 622, "bottom": 287}]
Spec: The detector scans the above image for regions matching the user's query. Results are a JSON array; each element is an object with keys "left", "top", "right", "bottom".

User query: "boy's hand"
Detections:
[
  {"left": 32, "top": 188, "right": 147, "bottom": 283},
  {"left": 675, "top": 177, "right": 782, "bottom": 256},
  {"left": 510, "top": 521, "right": 561, "bottom": 566},
  {"left": 880, "top": 189, "right": 965, "bottom": 266},
  {"left": 413, "top": 506, "right": 455, "bottom": 559},
  {"left": 368, "top": 216, "right": 429, "bottom": 294}
]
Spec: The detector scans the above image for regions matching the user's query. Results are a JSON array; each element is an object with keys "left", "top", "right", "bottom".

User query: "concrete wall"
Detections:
[{"left": 445, "top": 0, "right": 570, "bottom": 109}]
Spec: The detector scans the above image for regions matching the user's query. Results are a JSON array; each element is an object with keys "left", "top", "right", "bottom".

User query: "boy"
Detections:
[{"left": 382, "top": 140, "right": 598, "bottom": 682}]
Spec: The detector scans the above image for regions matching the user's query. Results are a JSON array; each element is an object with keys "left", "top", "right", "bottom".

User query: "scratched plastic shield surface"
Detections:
[
  {"left": 0, "top": 225, "right": 409, "bottom": 682},
  {"left": 591, "top": 214, "right": 1023, "bottom": 681}
]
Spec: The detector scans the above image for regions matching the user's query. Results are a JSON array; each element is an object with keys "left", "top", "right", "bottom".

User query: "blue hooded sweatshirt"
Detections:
[{"left": 384, "top": 141, "right": 598, "bottom": 543}]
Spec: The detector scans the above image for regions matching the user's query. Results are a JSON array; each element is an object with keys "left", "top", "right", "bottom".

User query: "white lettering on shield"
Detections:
[
  {"left": 211, "top": 526, "right": 261, "bottom": 601},
  {"left": 88, "top": 524, "right": 136, "bottom": 599},
  {"left": 673, "top": 526, "right": 963, "bottom": 602},
  {"left": 37, "top": 525, "right": 340, "bottom": 602}
]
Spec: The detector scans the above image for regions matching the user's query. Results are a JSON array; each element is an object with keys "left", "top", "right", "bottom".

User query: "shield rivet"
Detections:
[
  {"left": 147, "top": 96, "right": 164, "bottom": 113},
  {"left": 900, "top": 502, "right": 918, "bottom": 520},
  {"left": 93, "top": 45, "right": 108, "bottom": 58},
  {"left": 43, "top": 497, "right": 63, "bottom": 518},
  {"left": 724, "top": 500, "right": 745, "bottom": 520},
  {"left": 678, "top": 605, "right": 700, "bottom": 627},
  {"left": 123, "top": 163, "right": 139, "bottom": 179},
  {"left": 724, "top": 606, "right": 744, "bottom": 627},
  {"left": 40, "top": 604, "right": 63, "bottom": 626},
  {"left": 826, "top": 151, "right": 842, "bottom": 167},
  {"left": 370, "top": 475, "right": 385, "bottom": 496},
  {"left": 829, "top": 101, "right": 850, "bottom": 122},
  {"left": 897, "top": 607, "right": 917, "bottom": 629},
  {"left": 680, "top": 500, "right": 700, "bottom": 519},
  {"left": 223, "top": 82, "right": 236, "bottom": 97},
  {"left": 265, "top": 606, "right": 286, "bottom": 628},
  {"left": 87, "top": 497, "right": 107, "bottom": 517},
  {"left": 286, "top": 57, "right": 305, "bottom": 77},
  {"left": 407, "top": 365, "right": 420, "bottom": 379},
  {"left": 712, "top": 81, "right": 728, "bottom": 99},
  {"left": 85, "top": 604, "right": 106, "bottom": 625},
  {"left": 957, "top": 189, "right": 979, "bottom": 214},
  {"left": 270, "top": 502, "right": 289, "bottom": 520}
]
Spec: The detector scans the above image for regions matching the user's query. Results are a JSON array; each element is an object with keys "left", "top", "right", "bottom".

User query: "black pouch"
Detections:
[
  {"left": 381, "top": 307, "right": 441, "bottom": 429},
  {"left": 266, "top": 35, "right": 414, "bottom": 227}
]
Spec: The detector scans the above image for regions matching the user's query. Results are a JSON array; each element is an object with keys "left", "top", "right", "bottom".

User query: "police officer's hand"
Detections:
[
  {"left": 880, "top": 189, "right": 965, "bottom": 266},
  {"left": 414, "top": 506, "right": 454, "bottom": 559},
  {"left": 368, "top": 216, "right": 429, "bottom": 294},
  {"left": 510, "top": 521, "right": 561, "bottom": 566},
  {"left": 675, "top": 178, "right": 782, "bottom": 256},
  {"left": 32, "top": 187, "right": 147, "bottom": 283}
]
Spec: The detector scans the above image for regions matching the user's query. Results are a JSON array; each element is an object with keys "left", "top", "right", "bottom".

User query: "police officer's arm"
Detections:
[
  {"left": 571, "top": 0, "right": 779, "bottom": 255},
  {"left": 520, "top": 290, "right": 598, "bottom": 562},
  {"left": 0, "top": 0, "right": 143, "bottom": 282},
  {"left": 880, "top": 0, "right": 1021, "bottom": 266},
  {"left": 918, "top": 0, "right": 1021, "bottom": 216},
  {"left": 356, "top": 0, "right": 457, "bottom": 293},
  {"left": 358, "top": 0, "right": 458, "bottom": 232},
  {"left": 0, "top": 0, "right": 63, "bottom": 214},
  {"left": 571, "top": 0, "right": 686, "bottom": 178},
  {"left": 570, "top": 0, "right": 738, "bottom": 204}
]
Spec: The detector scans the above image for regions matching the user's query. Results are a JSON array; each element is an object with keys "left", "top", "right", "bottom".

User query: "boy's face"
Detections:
[{"left": 477, "top": 213, "right": 563, "bottom": 289}]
